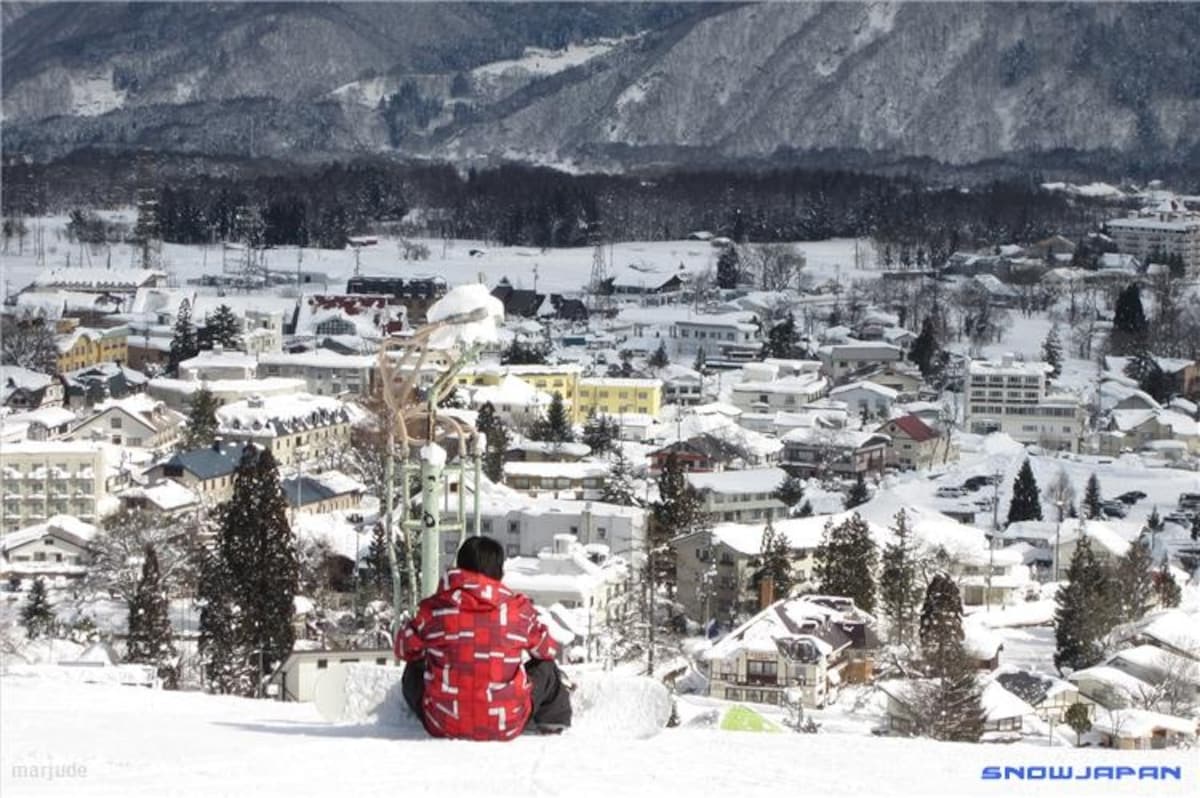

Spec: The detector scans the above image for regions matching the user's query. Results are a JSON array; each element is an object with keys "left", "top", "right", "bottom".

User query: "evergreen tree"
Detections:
[
  {"left": 1006, "top": 459, "right": 1043, "bottom": 525},
  {"left": 200, "top": 446, "right": 299, "bottom": 697},
  {"left": 1053, "top": 534, "right": 1117, "bottom": 673},
  {"left": 601, "top": 447, "right": 639, "bottom": 506},
  {"left": 773, "top": 473, "right": 806, "bottom": 517},
  {"left": 1114, "top": 533, "right": 1154, "bottom": 623},
  {"left": 1146, "top": 507, "right": 1164, "bottom": 534},
  {"left": 1192, "top": 514, "right": 1200, "bottom": 543},
  {"left": 753, "top": 519, "right": 794, "bottom": 600},
  {"left": 1041, "top": 323, "right": 1063, "bottom": 379},
  {"left": 692, "top": 348, "right": 708, "bottom": 374},
  {"left": 20, "top": 577, "right": 55, "bottom": 639},
  {"left": 1110, "top": 283, "right": 1148, "bottom": 354},
  {"left": 198, "top": 542, "right": 248, "bottom": 695},
  {"left": 364, "top": 523, "right": 394, "bottom": 598},
  {"left": 915, "top": 573, "right": 985, "bottom": 742},
  {"left": 908, "top": 317, "right": 940, "bottom": 379},
  {"left": 651, "top": 453, "right": 703, "bottom": 596},
  {"left": 843, "top": 473, "right": 871, "bottom": 510},
  {"left": 648, "top": 340, "right": 670, "bottom": 369},
  {"left": 168, "top": 298, "right": 199, "bottom": 375},
  {"left": 797, "top": 499, "right": 813, "bottom": 518},
  {"left": 125, "top": 545, "right": 179, "bottom": 688},
  {"left": 716, "top": 247, "right": 740, "bottom": 290},
  {"left": 582, "top": 410, "right": 616, "bottom": 456},
  {"left": 500, "top": 337, "right": 549, "bottom": 365},
  {"left": 1153, "top": 567, "right": 1181, "bottom": 608},
  {"left": 1082, "top": 473, "right": 1102, "bottom": 520},
  {"left": 474, "top": 402, "right": 509, "bottom": 483},
  {"left": 813, "top": 513, "right": 878, "bottom": 613},
  {"left": 530, "top": 392, "right": 574, "bottom": 443},
  {"left": 879, "top": 509, "right": 922, "bottom": 646},
  {"left": 1064, "top": 703, "right": 1092, "bottom": 746},
  {"left": 762, "top": 312, "right": 800, "bottom": 360},
  {"left": 203, "top": 304, "right": 243, "bottom": 350},
  {"left": 178, "top": 388, "right": 221, "bottom": 451},
  {"left": 1124, "top": 349, "right": 1169, "bottom": 403}
]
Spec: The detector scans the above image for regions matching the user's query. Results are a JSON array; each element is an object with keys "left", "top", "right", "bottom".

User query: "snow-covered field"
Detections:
[
  {"left": 1, "top": 676, "right": 1192, "bottom": 798},
  {"left": 0, "top": 215, "right": 870, "bottom": 302}
]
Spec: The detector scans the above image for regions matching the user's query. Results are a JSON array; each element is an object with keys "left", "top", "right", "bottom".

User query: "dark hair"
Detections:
[{"left": 456, "top": 536, "right": 505, "bottom": 580}]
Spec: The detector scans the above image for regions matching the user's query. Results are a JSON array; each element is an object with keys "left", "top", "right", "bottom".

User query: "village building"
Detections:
[
  {"left": 216, "top": 393, "right": 352, "bottom": 464},
  {"left": 258, "top": 351, "right": 376, "bottom": 397},
  {"left": 0, "top": 441, "right": 107, "bottom": 526},
  {"left": 55, "top": 325, "right": 129, "bottom": 373},
  {"left": 64, "top": 395, "right": 184, "bottom": 452},
  {"left": 0, "top": 515, "right": 98, "bottom": 589},
  {"left": 1, "top": 366, "right": 64, "bottom": 410},
  {"left": 964, "top": 355, "right": 1085, "bottom": 452},
  {"left": 686, "top": 467, "right": 788, "bottom": 523}
]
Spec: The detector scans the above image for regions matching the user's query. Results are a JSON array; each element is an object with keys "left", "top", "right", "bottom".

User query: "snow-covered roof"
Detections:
[
  {"left": 503, "top": 549, "right": 623, "bottom": 599},
  {"left": 829, "top": 381, "right": 899, "bottom": 401},
  {"left": 686, "top": 467, "right": 788, "bottom": 496},
  {"left": 178, "top": 350, "right": 258, "bottom": 373},
  {"left": 33, "top": 268, "right": 165, "bottom": 290},
  {"left": 733, "top": 374, "right": 829, "bottom": 396},
  {"left": 257, "top": 351, "right": 374, "bottom": 369},
  {"left": 707, "top": 511, "right": 891, "bottom": 557},
  {"left": 503, "top": 461, "right": 609, "bottom": 480},
  {"left": 703, "top": 596, "right": 872, "bottom": 661},
  {"left": 470, "top": 374, "right": 552, "bottom": 409},
  {"left": 119, "top": 480, "right": 199, "bottom": 512},
  {"left": 216, "top": 393, "right": 350, "bottom": 439},
  {"left": 1055, "top": 520, "right": 1133, "bottom": 559},
  {"left": 1091, "top": 707, "right": 1198, "bottom": 738},
  {"left": 1, "top": 515, "right": 100, "bottom": 551},
  {"left": 780, "top": 427, "right": 889, "bottom": 449},
  {"left": 979, "top": 679, "right": 1036, "bottom": 722},
  {"left": 1068, "top": 664, "right": 1156, "bottom": 701},
  {"left": 967, "top": 357, "right": 1050, "bottom": 378},
  {"left": 1139, "top": 610, "right": 1200, "bottom": 655},
  {"left": 425, "top": 283, "right": 505, "bottom": 349},
  {"left": 1, "top": 365, "right": 56, "bottom": 398},
  {"left": 293, "top": 512, "right": 365, "bottom": 563}
]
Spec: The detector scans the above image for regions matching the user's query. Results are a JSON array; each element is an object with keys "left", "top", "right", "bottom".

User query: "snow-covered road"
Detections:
[{"left": 1, "top": 677, "right": 1192, "bottom": 797}]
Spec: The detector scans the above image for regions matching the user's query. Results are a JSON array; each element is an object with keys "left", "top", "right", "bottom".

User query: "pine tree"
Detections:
[
  {"left": 1082, "top": 473, "right": 1102, "bottom": 520},
  {"left": 125, "top": 546, "right": 179, "bottom": 688},
  {"left": 813, "top": 513, "right": 878, "bottom": 613},
  {"left": 168, "top": 298, "right": 199, "bottom": 375},
  {"left": 198, "top": 542, "right": 248, "bottom": 695},
  {"left": 651, "top": 453, "right": 703, "bottom": 596},
  {"left": 797, "top": 500, "right": 813, "bottom": 517},
  {"left": 716, "top": 247, "right": 740, "bottom": 290},
  {"left": 530, "top": 392, "right": 574, "bottom": 443},
  {"left": 20, "top": 577, "right": 55, "bottom": 639},
  {"left": 364, "top": 523, "right": 394, "bottom": 598},
  {"left": 1146, "top": 507, "right": 1163, "bottom": 533},
  {"left": 1064, "top": 703, "right": 1092, "bottom": 746},
  {"left": 200, "top": 446, "right": 299, "bottom": 697},
  {"left": 754, "top": 519, "right": 794, "bottom": 599},
  {"left": 844, "top": 473, "right": 871, "bottom": 510},
  {"left": 583, "top": 410, "right": 615, "bottom": 456},
  {"left": 203, "top": 304, "right": 243, "bottom": 350},
  {"left": 1153, "top": 567, "right": 1181, "bottom": 608},
  {"left": 474, "top": 402, "right": 509, "bottom": 483},
  {"left": 879, "top": 509, "right": 922, "bottom": 646},
  {"left": 1110, "top": 283, "right": 1148, "bottom": 354},
  {"left": 915, "top": 573, "right": 985, "bottom": 742},
  {"left": 1114, "top": 533, "right": 1154, "bottom": 622},
  {"left": 762, "top": 312, "right": 799, "bottom": 360},
  {"left": 178, "top": 388, "right": 221, "bottom": 451},
  {"left": 1192, "top": 514, "right": 1200, "bottom": 543},
  {"left": 1006, "top": 459, "right": 1043, "bottom": 525},
  {"left": 648, "top": 340, "right": 670, "bottom": 369},
  {"left": 773, "top": 473, "right": 806, "bottom": 517},
  {"left": 1041, "top": 324, "right": 1063, "bottom": 379},
  {"left": 908, "top": 317, "right": 940, "bottom": 379},
  {"left": 601, "top": 447, "right": 639, "bottom": 506},
  {"left": 1053, "top": 534, "right": 1117, "bottom": 673},
  {"left": 693, "top": 348, "right": 708, "bottom": 374}
]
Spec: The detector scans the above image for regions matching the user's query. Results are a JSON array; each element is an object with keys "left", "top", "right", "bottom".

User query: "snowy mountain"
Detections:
[{"left": 4, "top": 2, "right": 1199, "bottom": 172}]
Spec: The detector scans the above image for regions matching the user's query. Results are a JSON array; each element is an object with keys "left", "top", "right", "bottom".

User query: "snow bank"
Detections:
[{"left": 569, "top": 673, "right": 672, "bottom": 739}]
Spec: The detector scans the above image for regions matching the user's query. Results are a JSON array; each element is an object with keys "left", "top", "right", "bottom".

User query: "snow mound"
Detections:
[
  {"left": 570, "top": 674, "right": 672, "bottom": 739},
  {"left": 316, "top": 664, "right": 418, "bottom": 728},
  {"left": 425, "top": 284, "right": 505, "bottom": 349}
]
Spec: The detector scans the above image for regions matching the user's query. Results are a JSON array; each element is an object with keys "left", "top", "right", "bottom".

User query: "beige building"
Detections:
[
  {"left": 876, "top": 414, "right": 955, "bottom": 471},
  {"left": 0, "top": 441, "right": 107, "bottom": 526},
  {"left": 65, "top": 395, "right": 185, "bottom": 452},
  {"left": 964, "top": 355, "right": 1085, "bottom": 452},
  {"left": 1107, "top": 199, "right": 1200, "bottom": 275},
  {"left": 1, "top": 515, "right": 97, "bottom": 588},
  {"left": 216, "top": 393, "right": 352, "bottom": 464}
]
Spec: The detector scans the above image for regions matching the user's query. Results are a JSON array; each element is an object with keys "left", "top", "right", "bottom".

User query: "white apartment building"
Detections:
[
  {"left": 478, "top": 498, "right": 647, "bottom": 559},
  {"left": 964, "top": 355, "right": 1085, "bottom": 452},
  {"left": 686, "top": 467, "right": 788, "bottom": 523},
  {"left": 257, "top": 351, "right": 376, "bottom": 397},
  {"left": 178, "top": 348, "right": 258, "bottom": 381},
  {"left": 1107, "top": 199, "right": 1200, "bottom": 274},
  {"left": 730, "top": 374, "right": 829, "bottom": 415},
  {"left": 669, "top": 315, "right": 762, "bottom": 359},
  {"left": 819, "top": 342, "right": 903, "bottom": 384},
  {"left": 0, "top": 441, "right": 107, "bottom": 526}
]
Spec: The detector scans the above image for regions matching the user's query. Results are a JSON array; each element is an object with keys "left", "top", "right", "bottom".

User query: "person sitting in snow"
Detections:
[{"left": 395, "top": 535, "right": 573, "bottom": 740}]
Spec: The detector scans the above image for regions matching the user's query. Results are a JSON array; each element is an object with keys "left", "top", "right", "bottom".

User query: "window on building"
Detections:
[
  {"left": 110, "top": 416, "right": 123, "bottom": 429},
  {"left": 316, "top": 659, "right": 328, "bottom": 669},
  {"left": 315, "top": 318, "right": 356, "bottom": 336},
  {"left": 508, "top": 520, "right": 520, "bottom": 534}
]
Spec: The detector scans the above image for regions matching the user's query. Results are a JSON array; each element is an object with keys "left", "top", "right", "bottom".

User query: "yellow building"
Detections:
[
  {"left": 457, "top": 364, "right": 583, "bottom": 420},
  {"left": 55, "top": 326, "right": 129, "bottom": 373},
  {"left": 577, "top": 377, "right": 662, "bottom": 420}
]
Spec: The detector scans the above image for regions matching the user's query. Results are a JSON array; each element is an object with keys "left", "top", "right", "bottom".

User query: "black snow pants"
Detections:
[{"left": 401, "top": 657, "right": 573, "bottom": 731}]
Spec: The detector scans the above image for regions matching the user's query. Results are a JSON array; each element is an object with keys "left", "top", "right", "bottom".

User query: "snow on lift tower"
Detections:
[{"left": 376, "top": 283, "right": 505, "bottom": 625}]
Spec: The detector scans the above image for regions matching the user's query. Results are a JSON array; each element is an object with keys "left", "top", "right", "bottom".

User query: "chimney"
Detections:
[
  {"left": 1001, "top": 352, "right": 1014, "bottom": 367},
  {"left": 212, "top": 436, "right": 223, "bottom": 453},
  {"left": 552, "top": 533, "right": 577, "bottom": 555}
]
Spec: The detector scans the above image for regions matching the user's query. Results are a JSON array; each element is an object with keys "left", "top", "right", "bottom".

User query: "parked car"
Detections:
[
  {"left": 1100, "top": 500, "right": 1128, "bottom": 519},
  {"left": 1115, "top": 491, "right": 1147, "bottom": 506},
  {"left": 963, "top": 474, "right": 1000, "bottom": 492},
  {"left": 936, "top": 485, "right": 967, "bottom": 499},
  {"left": 1178, "top": 492, "right": 1200, "bottom": 511}
]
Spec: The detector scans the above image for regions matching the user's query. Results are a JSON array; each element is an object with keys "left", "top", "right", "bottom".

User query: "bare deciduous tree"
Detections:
[{"left": 1, "top": 311, "right": 58, "bottom": 374}]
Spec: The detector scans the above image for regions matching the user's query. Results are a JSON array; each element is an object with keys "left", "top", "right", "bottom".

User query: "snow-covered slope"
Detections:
[{"left": 0, "top": 676, "right": 1191, "bottom": 797}]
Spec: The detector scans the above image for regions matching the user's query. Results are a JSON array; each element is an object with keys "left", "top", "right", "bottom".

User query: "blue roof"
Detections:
[
  {"left": 280, "top": 475, "right": 340, "bottom": 507},
  {"left": 160, "top": 442, "right": 252, "bottom": 481}
]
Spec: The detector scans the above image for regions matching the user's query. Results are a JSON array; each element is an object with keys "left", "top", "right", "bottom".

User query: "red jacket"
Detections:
[{"left": 394, "top": 568, "right": 559, "bottom": 741}]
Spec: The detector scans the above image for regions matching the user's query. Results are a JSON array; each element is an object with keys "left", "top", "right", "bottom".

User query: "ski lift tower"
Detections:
[{"left": 376, "top": 284, "right": 504, "bottom": 621}]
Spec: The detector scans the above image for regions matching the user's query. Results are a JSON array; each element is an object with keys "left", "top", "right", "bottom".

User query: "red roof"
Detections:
[{"left": 884, "top": 414, "right": 938, "bottom": 442}]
